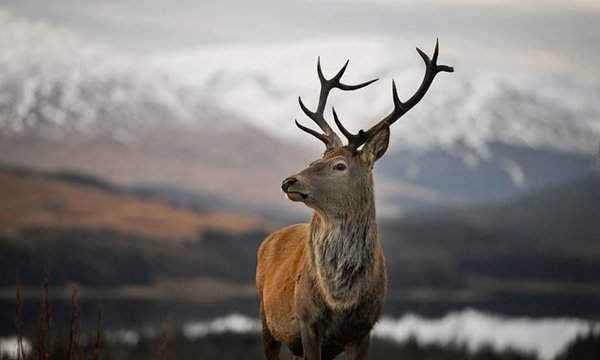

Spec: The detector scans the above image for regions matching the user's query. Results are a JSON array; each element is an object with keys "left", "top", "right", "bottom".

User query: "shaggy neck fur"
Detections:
[{"left": 309, "top": 186, "right": 378, "bottom": 310}]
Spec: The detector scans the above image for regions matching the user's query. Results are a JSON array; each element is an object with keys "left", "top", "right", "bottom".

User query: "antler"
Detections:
[
  {"left": 295, "top": 58, "right": 378, "bottom": 151},
  {"left": 336, "top": 39, "right": 454, "bottom": 152}
]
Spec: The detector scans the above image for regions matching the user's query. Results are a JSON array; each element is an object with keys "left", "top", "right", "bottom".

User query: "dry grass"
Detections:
[
  {"left": 90, "top": 310, "right": 102, "bottom": 360},
  {"left": 0, "top": 171, "right": 268, "bottom": 240},
  {"left": 9, "top": 276, "right": 182, "bottom": 360},
  {"left": 15, "top": 276, "right": 25, "bottom": 360},
  {"left": 34, "top": 276, "right": 50, "bottom": 360},
  {"left": 154, "top": 322, "right": 174, "bottom": 360},
  {"left": 67, "top": 287, "right": 82, "bottom": 360}
]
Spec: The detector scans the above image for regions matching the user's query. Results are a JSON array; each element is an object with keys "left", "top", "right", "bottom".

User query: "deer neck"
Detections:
[{"left": 308, "top": 193, "right": 379, "bottom": 310}]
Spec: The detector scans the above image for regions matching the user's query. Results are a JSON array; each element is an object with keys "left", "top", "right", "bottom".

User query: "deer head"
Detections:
[{"left": 282, "top": 40, "right": 453, "bottom": 215}]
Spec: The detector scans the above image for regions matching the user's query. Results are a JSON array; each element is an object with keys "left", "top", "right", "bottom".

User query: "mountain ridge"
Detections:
[
  {"left": 1, "top": 11, "right": 598, "bottom": 157},
  {"left": 1, "top": 11, "right": 598, "bottom": 215}
]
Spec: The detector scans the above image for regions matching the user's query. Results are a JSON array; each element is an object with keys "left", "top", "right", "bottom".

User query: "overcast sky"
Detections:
[{"left": 1, "top": 0, "right": 598, "bottom": 76}]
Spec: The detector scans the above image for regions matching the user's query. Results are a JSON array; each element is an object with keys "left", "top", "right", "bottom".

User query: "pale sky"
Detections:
[{"left": 0, "top": 0, "right": 598, "bottom": 74}]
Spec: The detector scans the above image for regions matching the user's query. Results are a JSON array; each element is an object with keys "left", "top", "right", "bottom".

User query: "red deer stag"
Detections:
[{"left": 256, "top": 40, "right": 453, "bottom": 360}]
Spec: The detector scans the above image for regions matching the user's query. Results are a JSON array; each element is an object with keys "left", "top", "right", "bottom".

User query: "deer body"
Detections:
[
  {"left": 257, "top": 163, "right": 386, "bottom": 359},
  {"left": 256, "top": 41, "right": 452, "bottom": 359}
]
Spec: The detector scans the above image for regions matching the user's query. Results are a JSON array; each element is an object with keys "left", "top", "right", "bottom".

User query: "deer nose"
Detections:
[{"left": 281, "top": 176, "right": 298, "bottom": 192}]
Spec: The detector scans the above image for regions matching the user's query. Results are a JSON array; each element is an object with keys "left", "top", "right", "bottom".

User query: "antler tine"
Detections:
[
  {"left": 295, "top": 119, "right": 330, "bottom": 146},
  {"left": 296, "top": 57, "right": 378, "bottom": 150},
  {"left": 332, "top": 107, "right": 368, "bottom": 146},
  {"left": 345, "top": 39, "right": 453, "bottom": 151},
  {"left": 331, "top": 107, "right": 351, "bottom": 139}
]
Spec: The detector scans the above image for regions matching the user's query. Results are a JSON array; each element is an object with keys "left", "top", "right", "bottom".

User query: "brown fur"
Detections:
[
  {"left": 256, "top": 46, "right": 451, "bottom": 359},
  {"left": 256, "top": 147, "right": 388, "bottom": 360}
]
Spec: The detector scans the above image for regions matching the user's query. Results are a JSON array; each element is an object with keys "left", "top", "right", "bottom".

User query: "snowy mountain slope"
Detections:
[
  {"left": 0, "top": 12, "right": 313, "bottom": 214},
  {"left": 150, "top": 38, "right": 600, "bottom": 157},
  {"left": 0, "top": 11, "right": 243, "bottom": 141},
  {"left": 0, "top": 11, "right": 597, "bottom": 216},
  {"left": 149, "top": 37, "right": 599, "bottom": 210},
  {"left": 2, "top": 10, "right": 598, "bottom": 156}
]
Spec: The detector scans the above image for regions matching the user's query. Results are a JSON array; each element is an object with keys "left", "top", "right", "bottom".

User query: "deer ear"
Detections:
[{"left": 361, "top": 127, "right": 390, "bottom": 164}]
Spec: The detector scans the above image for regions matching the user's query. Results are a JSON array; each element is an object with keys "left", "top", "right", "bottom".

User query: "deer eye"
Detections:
[{"left": 333, "top": 162, "right": 347, "bottom": 171}]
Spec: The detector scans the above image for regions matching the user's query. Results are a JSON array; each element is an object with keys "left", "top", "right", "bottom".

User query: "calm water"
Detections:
[{"left": 2, "top": 309, "right": 598, "bottom": 360}]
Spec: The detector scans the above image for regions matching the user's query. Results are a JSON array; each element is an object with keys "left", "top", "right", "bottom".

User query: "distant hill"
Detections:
[
  {"left": 383, "top": 174, "right": 600, "bottom": 282},
  {"left": 1, "top": 165, "right": 599, "bottom": 317},
  {"left": 0, "top": 165, "right": 267, "bottom": 240},
  {"left": 0, "top": 166, "right": 270, "bottom": 286},
  {"left": 379, "top": 174, "right": 600, "bottom": 317},
  {"left": 378, "top": 143, "right": 596, "bottom": 212},
  {"left": 465, "top": 175, "right": 600, "bottom": 251}
]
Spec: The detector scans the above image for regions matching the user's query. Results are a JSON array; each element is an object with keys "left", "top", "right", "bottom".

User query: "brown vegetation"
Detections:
[
  {"left": 0, "top": 122, "right": 308, "bottom": 212},
  {"left": 0, "top": 170, "right": 267, "bottom": 240}
]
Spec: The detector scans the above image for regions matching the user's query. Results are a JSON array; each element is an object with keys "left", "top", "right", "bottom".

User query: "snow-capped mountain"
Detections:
[
  {"left": 0, "top": 11, "right": 247, "bottom": 142},
  {"left": 150, "top": 38, "right": 600, "bottom": 157},
  {"left": 148, "top": 38, "right": 599, "bottom": 213},
  {"left": 2, "top": 10, "right": 598, "bottom": 155},
  {"left": 0, "top": 11, "right": 311, "bottom": 215},
  {"left": 0, "top": 11, "right": 597, "bottom": 216}
]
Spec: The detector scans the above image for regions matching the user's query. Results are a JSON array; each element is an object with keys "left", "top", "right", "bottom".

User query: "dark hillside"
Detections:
[
  {"left": 380, "top": 174, "right": 600, "bottom": 317},
  {"left": 0, "top": 166, "right": 269, "bottom": 287}
]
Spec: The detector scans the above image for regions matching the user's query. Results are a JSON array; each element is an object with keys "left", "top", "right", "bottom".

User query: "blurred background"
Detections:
[{"left": 0, "top": 0, "right": 599, "bottom": 359}]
